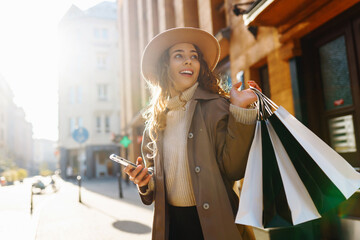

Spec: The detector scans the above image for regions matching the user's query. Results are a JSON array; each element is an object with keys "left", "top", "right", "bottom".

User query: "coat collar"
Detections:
[{"left": 192, "top": 85, "right": 222, "bottom": 101}]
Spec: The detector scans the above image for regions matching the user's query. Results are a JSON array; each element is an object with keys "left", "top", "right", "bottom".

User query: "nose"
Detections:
[{"left": 183, "top": 57, "right": 192, "bottom": 65}]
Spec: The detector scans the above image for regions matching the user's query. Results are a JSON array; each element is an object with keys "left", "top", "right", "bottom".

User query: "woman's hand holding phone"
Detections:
[{"left": 124, "top": 157, "right": 152, "bottom": 187}]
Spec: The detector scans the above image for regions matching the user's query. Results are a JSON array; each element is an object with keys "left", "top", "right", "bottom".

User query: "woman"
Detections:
[{"left": 124, "top": 27, "right": 260, "bottom": 240}]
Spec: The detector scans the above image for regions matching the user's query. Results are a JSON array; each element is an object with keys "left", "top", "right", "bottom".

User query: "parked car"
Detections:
[
  {"left": 31, "top": 176, "right": 48, "bottom": 194},
  {"left": 32, "top": 179, "right": 46, "bottom": 190},
  {"left": 0, "top": 176, "right": 7, "bottom": 186}
]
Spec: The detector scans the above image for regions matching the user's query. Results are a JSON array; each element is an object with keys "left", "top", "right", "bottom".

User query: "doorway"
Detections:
[
  {"left": 302, "top": 7, "right": 360, "bottom": 168},
  {"left": 94, "top": 150, "right": 114, "bottom": 177}
]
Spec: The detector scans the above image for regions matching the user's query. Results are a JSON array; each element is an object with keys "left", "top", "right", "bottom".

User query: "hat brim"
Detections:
[{"left": 141, "top": 27, "right": 220, "bottom": 83}]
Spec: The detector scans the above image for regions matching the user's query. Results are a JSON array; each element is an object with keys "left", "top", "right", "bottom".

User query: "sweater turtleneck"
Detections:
[{"left": 166, "top": 82, "right": 198, "bottom": 111}]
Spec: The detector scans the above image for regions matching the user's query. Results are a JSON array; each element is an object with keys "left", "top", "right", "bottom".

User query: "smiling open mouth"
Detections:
[{"left": 180, "top": 70, "right": 193, "bottom": 76}]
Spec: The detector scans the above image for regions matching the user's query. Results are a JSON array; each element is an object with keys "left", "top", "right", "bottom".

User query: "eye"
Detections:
[
  {"left": 174, "top": 54, "right": 183, "bottom": 59},
  {"left": 191, "top": 55, "right": 198, "bottom": 60}
]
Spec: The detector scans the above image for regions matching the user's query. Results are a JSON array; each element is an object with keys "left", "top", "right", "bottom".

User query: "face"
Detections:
[{"left": 168, "top": 43, "right": 200, "bottom": 96}]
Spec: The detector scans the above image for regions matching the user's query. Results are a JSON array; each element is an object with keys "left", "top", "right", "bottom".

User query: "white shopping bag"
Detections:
[
  {"left": 235, "top": 121, "right": 263, "bottom": 228},
  {"left": 274, "top": 106, "right": 360, "bottom": 199}
]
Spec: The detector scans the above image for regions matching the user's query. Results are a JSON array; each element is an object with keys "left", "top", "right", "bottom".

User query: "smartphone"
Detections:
[{"left": 109, "top": 154, "right": 153, "bottom": 175}]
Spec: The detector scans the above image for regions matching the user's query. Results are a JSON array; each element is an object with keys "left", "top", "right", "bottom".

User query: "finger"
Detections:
[
  {"left": 134, "top": 167, "right": 148, "bottom": 184},
  {"left": 124, "top": 165, "right": 135, "bottom": 174},
  {"left": 129, "top": 165, "right": 143, "bottom": 178},
  {"left": 138, "top": 174, "right": 152, "bottom": 187},
  {"left": 136, "top": 157, "right": 144, "bottom": 166},
  {"left": 248, "top": 80, "right": 256, "bottom": 87},
  {"left": 232, "top": 81, "right": 242, "bottom": 89},
  {"left": 248, "top": 81, "right": 262, "bottom": 92},
  {"left": 123, "top": 165, "right": 133, "bottom": 175}
]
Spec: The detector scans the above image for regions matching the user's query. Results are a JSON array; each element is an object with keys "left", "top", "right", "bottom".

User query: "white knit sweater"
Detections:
[{"left": 163, "top": 83, "right": 198, "bottom": 206}]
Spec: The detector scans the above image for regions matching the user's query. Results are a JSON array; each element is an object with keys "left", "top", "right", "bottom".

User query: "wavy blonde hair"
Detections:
[{"left": 142, "top": 45, "right": 228, "bottom": 158}]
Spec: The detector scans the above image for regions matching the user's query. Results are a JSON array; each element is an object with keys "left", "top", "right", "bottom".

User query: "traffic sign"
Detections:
[{"left": 72, "top": 127, "right": 89, "bottom": 144}]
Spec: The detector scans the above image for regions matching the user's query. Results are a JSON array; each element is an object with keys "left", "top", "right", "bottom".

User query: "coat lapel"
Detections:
[{"left": 186, "top": 99, "right": 198, "bottom": 135}]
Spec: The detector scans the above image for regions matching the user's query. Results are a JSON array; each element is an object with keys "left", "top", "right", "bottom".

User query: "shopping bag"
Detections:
[
  {"left": 269, "top": 113, "right": 347, "bottom": 214},
  {"left": 236, "top": 120, "right": 293, "bottom": 228},
  {"left": 266, "top": 120, "right": 321, "bottom": 225},
  {"left": 235, "top": 122, "right": 263, "bottom": 228},
  {"left": 235, "top": 88, "right": 360, "bottom": 228},
  {"left": 261, "top": 120, "right": 293, "bottom": 228},
  {"left": 236, "top": 92, "right": 293, "bottom": 228},
  {"left": 273, "top": 106, "right": 360, "bottom": 199}
]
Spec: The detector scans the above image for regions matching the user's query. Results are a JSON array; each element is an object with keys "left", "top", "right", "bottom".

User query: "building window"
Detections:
[
  {"left": 70, "top": 118, "right": 76, "bottom": 135},
  {"left": 94, "top": 28, "right": 108, "bottom": 39},
  {"left": 97, "top": 84, "right": 108, "bottom": 101},
  {"left": 70, "top": 86, "right": 82, "bottom": 104},
  {"left": 96, "top": 54, "right": 107, "bottom": 69},
  {"left": 70, "top": 87, "right": 75, "bottom": 104},
  {"left": 105, "top": 116, "right": 110, "bottom": 133},
  {"left": 96, "top": 116, "right": 101, "bottom": 133},
  {"left": 77, "top": 117, "right": 83, "bottom": 128},
  {"left": 94, "top": 28, "right": 100, "bottom": 38},
  {"left": 69, "top": 117, "right": 84, "bottom": 135},
  {"left": 77, "top": 86, "right": 82, "bottom": 104},
  {"left": 102, "top": 28, "right": 108, "bottom": 39}
]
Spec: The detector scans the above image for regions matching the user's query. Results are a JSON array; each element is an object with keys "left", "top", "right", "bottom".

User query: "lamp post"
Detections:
[
  {"left": 30, "top": 185, "right": 34, "bottom": 214},
  {"left": 117, "top": 171, "right": 123, "bottom": 199},
  {"left": 77, "top": 175, "right": 82, "bottom": 203}
]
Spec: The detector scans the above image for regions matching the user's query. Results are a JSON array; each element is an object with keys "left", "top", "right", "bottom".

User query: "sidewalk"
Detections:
[
  {"left": 35, "top": 177, "right": 154, "bottom": 240},
  {"left": 0, "top": 181, "right": 38, "bottom": 240}
]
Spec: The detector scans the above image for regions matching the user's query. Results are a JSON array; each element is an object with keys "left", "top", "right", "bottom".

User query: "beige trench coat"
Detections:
[{"left": 140, "top": 87, "right": 256, "bottom": 240}]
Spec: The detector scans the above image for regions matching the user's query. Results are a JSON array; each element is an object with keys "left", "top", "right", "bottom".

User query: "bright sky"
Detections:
[{"left": 0, "top": 0, "right": 115, "bottom": 141}]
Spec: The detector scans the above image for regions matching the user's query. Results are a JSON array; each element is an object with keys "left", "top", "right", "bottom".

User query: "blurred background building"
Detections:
[
  {"left": 58, "top": 1, "right": 121, "bottom": 179},
  {"left": 33, "top": 139, "right": 58, "bottom": 174},
  {"left": 0, "top": 74, "right": 34, "bottom": 174}
]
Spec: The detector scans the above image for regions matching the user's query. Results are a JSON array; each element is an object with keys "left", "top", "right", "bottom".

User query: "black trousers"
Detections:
[{"left": 169, "top": 205, "right": 204, "bottom": 240}]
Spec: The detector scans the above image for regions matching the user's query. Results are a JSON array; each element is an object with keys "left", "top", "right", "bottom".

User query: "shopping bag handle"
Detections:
[
  {"left": 250, "top": 87, "right": 278, "bottom": 120},
  {"left": 250, "top": 87, "right": 279, "bottom": 110}
]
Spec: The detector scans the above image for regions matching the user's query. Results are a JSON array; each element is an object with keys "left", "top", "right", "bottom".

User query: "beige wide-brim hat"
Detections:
[{"left": 141, "top": 27, "right": 221, "bottom": 84}]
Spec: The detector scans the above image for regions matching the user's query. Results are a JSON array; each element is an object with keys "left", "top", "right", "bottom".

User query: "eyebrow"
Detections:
[{"left": 170, "top": 49, "right": 198, "bottom": 55}]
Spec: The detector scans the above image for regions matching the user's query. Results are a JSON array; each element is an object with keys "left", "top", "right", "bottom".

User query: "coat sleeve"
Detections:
[
  {"left": 213, "top": 98, "right": 256, "bottom": 180},
  {"left": 138, "top": 129, "right": 155, "bottom": 205}
]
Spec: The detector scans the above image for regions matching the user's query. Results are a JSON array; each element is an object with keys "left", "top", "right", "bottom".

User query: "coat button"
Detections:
[
  {"left": 203, "top": 203, "right": 210, "bottom": 210},
  {"left": 195, "top": 166, "right": 201, "bottom": 173},
  {"left": 188, "top": 133, "right": 193, "bottom": 139}
]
